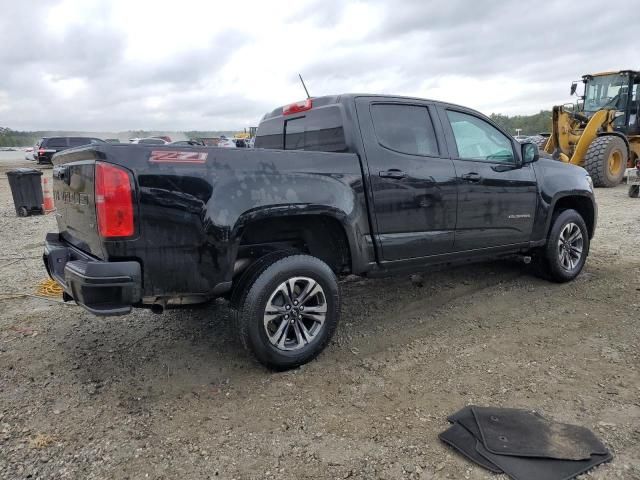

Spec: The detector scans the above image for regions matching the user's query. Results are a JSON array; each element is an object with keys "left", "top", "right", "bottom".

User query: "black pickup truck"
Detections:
[{"left": 44, "top": 94, "right": 597, "bottom": 369}]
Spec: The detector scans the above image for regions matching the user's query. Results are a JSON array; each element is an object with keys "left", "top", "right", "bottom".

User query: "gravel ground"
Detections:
[{"left": 0, "top": 155, "right": 639, "bottom": 480}]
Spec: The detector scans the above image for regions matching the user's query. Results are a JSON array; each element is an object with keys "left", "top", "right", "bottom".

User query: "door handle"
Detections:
[
  {"left": 379, "top": 169, "right": 407, "bottom": 179},
  {"left": 462, "top": 172, "right": 482, "bottom": 182}
]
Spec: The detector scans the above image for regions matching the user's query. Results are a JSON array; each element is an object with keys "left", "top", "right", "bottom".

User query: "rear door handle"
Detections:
[
  {"left": 462, "top": 172, "right": 482, "bottom": 182},
  {"left": 379, "top": 169, "right": 407, "bottom": 179}
]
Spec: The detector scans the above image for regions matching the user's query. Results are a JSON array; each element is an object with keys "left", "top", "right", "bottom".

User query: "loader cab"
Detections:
[{"left": 580, "top": 71, "right": 640, "bottom": 135}]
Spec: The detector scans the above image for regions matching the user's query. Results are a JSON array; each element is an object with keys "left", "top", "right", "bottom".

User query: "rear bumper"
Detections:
[{"left": 43, "top": 233, "right": 141, "bottom": 316}]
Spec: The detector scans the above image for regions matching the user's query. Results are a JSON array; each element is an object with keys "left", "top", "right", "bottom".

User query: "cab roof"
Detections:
[
  {"left": 260, "top": 93, "right": 472, "bottom": 122},
  {"left": 584, "top": 70, "right": 639, "bottom": 79}
]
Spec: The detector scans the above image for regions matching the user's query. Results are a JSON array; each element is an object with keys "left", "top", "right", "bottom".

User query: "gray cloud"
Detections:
[{"left": 0, "top": 0, "right": 637, "bottom": 130}]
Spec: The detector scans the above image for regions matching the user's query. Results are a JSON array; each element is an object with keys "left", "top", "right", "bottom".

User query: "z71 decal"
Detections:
[{"left": 149, "top": 151, "right": 208, "bottom": 164}]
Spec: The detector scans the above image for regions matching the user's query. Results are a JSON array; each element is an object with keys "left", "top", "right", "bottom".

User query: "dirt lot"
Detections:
[{"left": 1, "top": 155, "right": 639, "bottom": 480}]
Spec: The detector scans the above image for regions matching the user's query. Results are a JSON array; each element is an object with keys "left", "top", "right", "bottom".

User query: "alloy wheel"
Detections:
[
  {"left": 263, "top": 276, "right": 327, "bottom": 351},
  {"left": 557, "top": 222, "right": 584, "bottom": 271}
]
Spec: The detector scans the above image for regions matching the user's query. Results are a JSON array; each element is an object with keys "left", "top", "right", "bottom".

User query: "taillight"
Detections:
[
  {"left": 283, "top": 98, "right": 312, "bottom": 115},
  {"left": 95, "top": 162, "right": 134, "bottom": 238},
  {"left": 38, "top": 148, "right": 45, "bottom": 155}
]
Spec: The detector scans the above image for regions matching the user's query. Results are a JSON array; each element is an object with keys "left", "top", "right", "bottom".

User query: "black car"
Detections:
[{"left": 36, "top": 137, "right": 105, "bottom": 165}]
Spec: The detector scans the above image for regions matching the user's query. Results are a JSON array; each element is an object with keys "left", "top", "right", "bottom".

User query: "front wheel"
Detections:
[
  {"left": 232, "top": 253, "right": 340, "bottom": 370},
  {"left": 539, "top": 209, "right": 590, "bottom": 283},
  {"left": 583, "top": 136, "right": 628, "bottom": 187}
]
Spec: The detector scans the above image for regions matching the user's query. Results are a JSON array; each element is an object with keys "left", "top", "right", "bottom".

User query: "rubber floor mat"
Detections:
[
  {"left": 447, "top": 405, "right": 483, "bottom": 438},
  {"left": 475, "top": 440, "right": 613, "bottom": 480},
  {"left": 439, "top": 423, "right": 503, "bottom": 474},
  {"left": 472, "top": 406, "right": 608, "bottom": 460}
]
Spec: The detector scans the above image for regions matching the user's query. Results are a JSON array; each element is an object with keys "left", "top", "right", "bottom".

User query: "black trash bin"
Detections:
[{"left": 6, "top": 168, "right": 44, "bottom": 217}]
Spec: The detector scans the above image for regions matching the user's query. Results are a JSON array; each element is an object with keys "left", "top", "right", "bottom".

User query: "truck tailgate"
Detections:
[{"left": 52, "top": 148, "right": 104, "bottom": 259}]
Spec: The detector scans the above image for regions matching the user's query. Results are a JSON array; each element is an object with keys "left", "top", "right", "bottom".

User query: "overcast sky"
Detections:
[{"left": 1, "top": 0, "right": 637, "bottom": 131}]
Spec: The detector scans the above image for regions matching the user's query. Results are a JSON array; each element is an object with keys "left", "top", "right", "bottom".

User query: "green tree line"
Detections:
[
  {"left": 489, "top": 110, "right": 552, "bottom": 136},
  {"left": 0, "top": 128, "right": 41, "bottom": 147}
]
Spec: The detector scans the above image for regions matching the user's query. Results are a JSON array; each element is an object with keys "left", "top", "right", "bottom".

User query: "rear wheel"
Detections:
[
  {"left": 232, "top": 253, "right": 340, "bottom": 370},
  {"left": 583, "top": 136, "right": 628, "bottom": 187},
  {"left": 538, "top": 209, "right": 589, "bottom": 283}
]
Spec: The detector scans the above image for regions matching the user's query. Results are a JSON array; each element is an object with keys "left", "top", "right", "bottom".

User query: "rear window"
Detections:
[
  {"left": 256, "top": 105, "right": 347, "bottom": 152},
  {"left": 254, "top": 119, "right": 284, "bottom": 149},
  {"left": 46, "top": 137, "right": 68, "bottom": 148}
]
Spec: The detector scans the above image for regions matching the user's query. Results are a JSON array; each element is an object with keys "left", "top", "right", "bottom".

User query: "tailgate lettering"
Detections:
[
  {"left": 149, "top": 151, "right": 208, "bottom": 164},
  {"left": 54, "top": 190, "right": 89, "bottom": 205}
]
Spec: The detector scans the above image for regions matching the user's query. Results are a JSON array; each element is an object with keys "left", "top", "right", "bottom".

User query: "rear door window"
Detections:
[
  {"left": 284, "top": 107, "right": 347, "bottom": 152},
  {"left": 370, "top": 104, "right": 439, "bottom": 156},
  {"left": 255, "top": 119, "right": 284, "bottom": 149}
]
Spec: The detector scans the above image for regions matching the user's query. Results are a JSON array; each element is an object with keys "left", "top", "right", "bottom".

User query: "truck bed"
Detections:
[{"left": 48, "top": 143, "right": 370, "bottom": 311}]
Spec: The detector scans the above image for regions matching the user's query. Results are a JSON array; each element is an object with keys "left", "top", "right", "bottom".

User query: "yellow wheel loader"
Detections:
[{"left": 538, "top": 70, "right": 640, "bottom": 187}]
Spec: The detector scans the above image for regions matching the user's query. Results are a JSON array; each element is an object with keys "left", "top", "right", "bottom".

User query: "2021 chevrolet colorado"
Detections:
[{"left": 44, "top": 94, "right": 597, "bottom": 369}]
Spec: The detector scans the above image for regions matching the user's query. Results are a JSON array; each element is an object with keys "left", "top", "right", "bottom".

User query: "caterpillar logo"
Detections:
[{"left": 149, "top": 150, "right": 208, "bottom": 164}]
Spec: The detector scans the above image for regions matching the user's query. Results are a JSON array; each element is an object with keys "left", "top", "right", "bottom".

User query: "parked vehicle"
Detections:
[
  {"left": 169, "top": 139, "right": 205, "bottom": 146},
  {"left": 129, "top": 137, "right": 168, "bottom": 145},
  {"left": 43, "top": 94, "right": 597, "bottom": 370},
  {"left": 216, "top": 135, "right": 237, "bottom": 148},
  {"left": 198, "top": 137, "right": 222, "bottom": 147},
  {"left": 23, "top": 147, "right": 35, "bottom": 161},
  {"left": 35, "top": 136, "right": 104, "bottom": 165},
  {"left": 217, "top": 136, "right": 236, "bottom": 148}
]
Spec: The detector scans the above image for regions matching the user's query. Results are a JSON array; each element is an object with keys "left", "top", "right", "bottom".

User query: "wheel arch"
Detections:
[
  {"left": 231, "top": 207, "right": 366, "bottom": 276},
  {"left": 547, "top": 194, "right": 596, "bottom": 239}
]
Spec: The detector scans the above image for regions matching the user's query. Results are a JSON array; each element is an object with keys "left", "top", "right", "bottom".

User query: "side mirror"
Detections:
[
  {"left": 570, "top": 82, "right": 578, "bottom": 96},
  {"left": 521, "top": 142, "right": 539, "bottom": 164}
]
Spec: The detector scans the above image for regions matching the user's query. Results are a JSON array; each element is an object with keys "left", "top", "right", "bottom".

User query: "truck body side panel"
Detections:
[{"left": 53, "top": 145, "right": 372, "bottom": 299}]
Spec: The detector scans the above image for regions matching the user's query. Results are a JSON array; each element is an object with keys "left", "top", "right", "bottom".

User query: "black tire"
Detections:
[
  {"left": 233, "top": 253, "right": 340, "bottom": 370},
  {"left": 539, "top": 209, "right": 589, "bottom": 283},
  {"left": 629, "top": 185, "right": 640, "bottom": 198},
  {"left": 530, "top": 135, "right": 549, "bottom": 152},
  {"left": 17, "top": 206, "right": 29, "bottom": 217},
  {"left": 583, "top": 136, "right": 628, "bottom": 187}
]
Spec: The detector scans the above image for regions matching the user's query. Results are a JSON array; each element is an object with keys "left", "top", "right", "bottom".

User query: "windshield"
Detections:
[{"left": 583, "top": 73, "right": 629, "bottom": 112}]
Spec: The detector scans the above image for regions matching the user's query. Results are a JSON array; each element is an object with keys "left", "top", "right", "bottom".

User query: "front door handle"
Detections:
[
  {"left": 462, "top": 172, "right": 482, "bottom": 182},
  {"left": 379, "top": 169, "right": 407, "bottom": 179}
]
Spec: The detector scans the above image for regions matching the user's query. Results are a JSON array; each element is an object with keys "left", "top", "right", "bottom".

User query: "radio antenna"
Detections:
[{"left": 298, "top": 74, "right": 311, "bottom": 99}]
